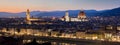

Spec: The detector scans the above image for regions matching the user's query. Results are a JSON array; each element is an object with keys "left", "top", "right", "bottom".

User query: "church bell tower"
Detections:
[{"left": 65, "top": 11, "right": 70, "bottom": 21}]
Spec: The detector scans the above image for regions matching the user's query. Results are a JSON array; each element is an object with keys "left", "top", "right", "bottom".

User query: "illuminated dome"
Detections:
[{"left": 78, "top": 10, "right": 86, "bottom": 19}]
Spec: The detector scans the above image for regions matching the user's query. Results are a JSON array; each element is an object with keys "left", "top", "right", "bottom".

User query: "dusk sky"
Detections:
[{"left": 0, "top": 0, "right": 120, "bottom": 13}]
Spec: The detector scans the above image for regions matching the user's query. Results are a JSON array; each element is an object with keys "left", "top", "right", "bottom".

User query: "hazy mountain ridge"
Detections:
[
  {"left": 36, "top": 10, "right": 99, "bottom": 17},
  {"left": 99, "top": 7, "right": 120, "bottom": 16},
  {"left": 0, "top": 7, "right": 120, "bottom": 17},
  {"left": 36, "top": 7, "right": 120, "bottom": 17},
  {"left": 0, "top": 11, "right": 40, "bottom": 17}
]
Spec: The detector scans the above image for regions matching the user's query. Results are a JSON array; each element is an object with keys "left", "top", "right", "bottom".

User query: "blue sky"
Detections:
[{"left": 0, "top": 0, "right": 120, "bottom": 12}]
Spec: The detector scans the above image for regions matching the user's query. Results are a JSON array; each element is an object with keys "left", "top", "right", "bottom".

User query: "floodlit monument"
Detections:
[{"left": 61, "top": 10, "right": 88, "bottom": 22}]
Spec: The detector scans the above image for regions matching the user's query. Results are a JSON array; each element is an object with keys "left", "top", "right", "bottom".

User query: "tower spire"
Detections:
[
  {"left": 26, "top": 9, "right": 32, "bottom": 24},
  {"left": 80, "top": 8, "right": 84, "bottom": 11},
  {"left": 26, "top": 9, "right": 30, "bottom": 21}
]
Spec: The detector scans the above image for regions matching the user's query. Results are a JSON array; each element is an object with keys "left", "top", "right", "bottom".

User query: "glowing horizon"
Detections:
[{"left": 0, "top": 0, "right": 120, "bottom": 13}]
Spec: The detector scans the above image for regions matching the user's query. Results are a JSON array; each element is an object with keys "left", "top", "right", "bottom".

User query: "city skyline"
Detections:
[
  {"left": 0, "top": 0, "right": 120, "bottom": 13},
  {"left": 0, "top": 0, "right": 120, "bottom": 45}
]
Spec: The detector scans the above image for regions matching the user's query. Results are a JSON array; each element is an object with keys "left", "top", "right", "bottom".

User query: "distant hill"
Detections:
[
  {"left": 36, "top": 10, "right": 98, "bottom": 17},
  {"left": 0, "top": 11, "right": 40, "bottom": 17},
  {"left": 98, "top": 7, "right": 120, "bottom": 16},
  {"left": 36, "top": 7, "right": 120, "bottom": 17},
  {"left": 0, "top": 7, "right": 120, "bottom": 17}
]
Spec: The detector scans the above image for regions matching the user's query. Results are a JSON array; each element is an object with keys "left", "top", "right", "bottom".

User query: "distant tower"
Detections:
[
  {"left": 26, "top": 9, "right": 30, "bottom": 21},
  {"left": 26, "top": 9, "right": 31, "bottom": 24},
  {"left": 78, "top": 10, "right": 86, "bottom": 19},
  {"left": 65, "top": 11, "right": 70, "bottom": 21}
]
